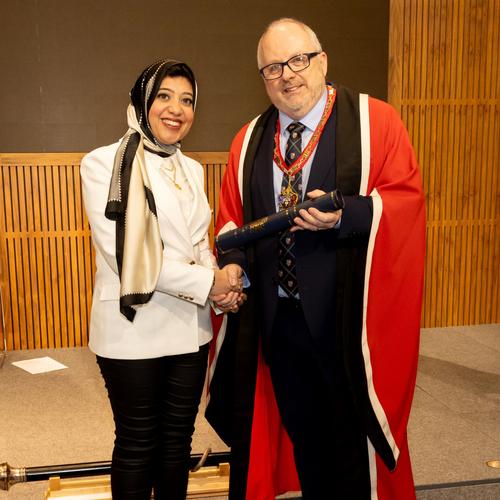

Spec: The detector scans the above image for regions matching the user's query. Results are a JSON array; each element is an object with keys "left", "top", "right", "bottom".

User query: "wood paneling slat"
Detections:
[
  {"left": 388, "top": 0, "right": 404, "bottom": 110},
  {"left": 34, "top": 236, "right": 45, "bottom": 348}
]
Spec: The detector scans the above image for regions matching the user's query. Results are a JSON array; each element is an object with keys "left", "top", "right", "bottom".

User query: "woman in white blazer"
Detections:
[{"left": 81, "top": 60, "right": 242, "bottom": 500}]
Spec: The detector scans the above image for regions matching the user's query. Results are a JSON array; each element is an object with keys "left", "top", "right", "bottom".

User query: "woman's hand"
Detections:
[{"left": 212, "top": 291, "right": 247, "bottom": 313}]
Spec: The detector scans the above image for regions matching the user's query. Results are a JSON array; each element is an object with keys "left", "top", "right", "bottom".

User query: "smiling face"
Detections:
[
  {"left": 147, "top": 76, "right": 195, "bottom": 145},
  {"left": 258, "top": 21, "right": 327, "bottom": 120}
]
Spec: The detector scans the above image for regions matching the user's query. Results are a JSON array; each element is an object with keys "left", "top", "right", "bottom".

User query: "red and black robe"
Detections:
[{"left": 207, "top": 86, "right": 426, "bottom": 500}]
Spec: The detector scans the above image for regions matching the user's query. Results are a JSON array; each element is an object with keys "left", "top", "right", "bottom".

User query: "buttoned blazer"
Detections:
[{"left": 81, "top": 142, "right": 215, "bottom": 360}]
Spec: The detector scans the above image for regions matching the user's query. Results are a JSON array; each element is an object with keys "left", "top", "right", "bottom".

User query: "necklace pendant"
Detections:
[
  {"left": 160, "top": 163, "right": 182, "bottom": 190},
  {"left": 279, "top": 185, "right": 298, "bottom": 209}
]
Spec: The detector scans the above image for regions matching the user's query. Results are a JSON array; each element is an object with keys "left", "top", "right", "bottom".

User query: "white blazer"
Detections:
[{"left": 81, "top": 142, "right": 215, "bottom": 359}]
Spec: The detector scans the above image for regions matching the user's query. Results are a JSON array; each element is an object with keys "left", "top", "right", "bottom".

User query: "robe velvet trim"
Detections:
[{"left": 207, "top": 85, "right": 425, "bottom": 500}]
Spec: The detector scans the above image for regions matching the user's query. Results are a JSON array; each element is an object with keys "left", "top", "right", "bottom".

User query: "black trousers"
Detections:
[
  {"left": 268, "top": 299, "right": 371, "bottom": 499},
  {"left": 96, "top": 343, "right": 209, "bottom": 500}
]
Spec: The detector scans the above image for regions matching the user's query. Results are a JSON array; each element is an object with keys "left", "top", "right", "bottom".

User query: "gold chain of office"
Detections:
[{"left": 272, "top": 85, "right": 336, "bottom": 178}]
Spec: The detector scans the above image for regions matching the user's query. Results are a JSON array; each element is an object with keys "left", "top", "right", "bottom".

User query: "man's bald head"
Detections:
[{"left": 257, "top": 18, "right": 322, "bottom": 67}]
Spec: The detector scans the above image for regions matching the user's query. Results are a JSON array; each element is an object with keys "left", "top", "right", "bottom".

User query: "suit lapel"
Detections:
[
  {"left": 178, "top": 153, "right": 210, "bottom": 237},
  {"left": 305, "top": 105, "right": 337, "bottom": 192},
  {"left": 145, "top": 155, "right": 193, "bottom": 248}
]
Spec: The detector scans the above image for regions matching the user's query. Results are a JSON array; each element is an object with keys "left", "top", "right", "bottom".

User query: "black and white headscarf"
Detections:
[{"left": 105, "top": 59, "right": 197, "bottom": 321}]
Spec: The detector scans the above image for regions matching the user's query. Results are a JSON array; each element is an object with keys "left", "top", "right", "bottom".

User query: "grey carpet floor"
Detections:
[{"left": 1, "top": 324, "right": 499, "bottom": 499}]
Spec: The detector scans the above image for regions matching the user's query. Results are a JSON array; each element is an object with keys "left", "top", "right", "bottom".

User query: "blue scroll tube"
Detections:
[{"left": 216, "top": 189, "right": 344, "bottom": 254}]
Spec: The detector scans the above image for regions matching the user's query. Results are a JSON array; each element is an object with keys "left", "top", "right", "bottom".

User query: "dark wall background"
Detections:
[{"left": 0, "top": 0, "right": 388, "bottom": 152}]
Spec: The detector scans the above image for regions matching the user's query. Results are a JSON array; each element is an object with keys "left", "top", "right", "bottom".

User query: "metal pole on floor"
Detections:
[{"left": 0, "top": 450, "right": 231, "bottom": 491}]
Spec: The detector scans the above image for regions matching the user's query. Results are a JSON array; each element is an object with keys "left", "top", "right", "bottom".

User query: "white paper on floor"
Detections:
[{"left": 11, "top": 356, "right": 68, "bottom": 374}]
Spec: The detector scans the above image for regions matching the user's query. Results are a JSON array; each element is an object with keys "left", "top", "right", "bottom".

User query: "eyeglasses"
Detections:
[{"left": 259, "top": 52, "right": 320, "bottom": 80}]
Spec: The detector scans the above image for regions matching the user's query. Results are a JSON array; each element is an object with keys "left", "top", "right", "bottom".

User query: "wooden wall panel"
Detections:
[
  {"left": 0, "top": 152, "right": 227, "bottom": 351},
  {"left": 389, "top": 0, "right": 499, "bottom": 327}
]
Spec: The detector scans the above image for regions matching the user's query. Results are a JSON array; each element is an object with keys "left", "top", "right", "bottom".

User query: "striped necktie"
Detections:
[{"left": 277, "top": 122, "right": 305, "bottom": 297}]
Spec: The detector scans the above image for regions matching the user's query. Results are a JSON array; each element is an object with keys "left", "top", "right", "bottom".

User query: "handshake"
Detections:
[{"left": 208, "top": 264, "right": 246, "bottom": 313}]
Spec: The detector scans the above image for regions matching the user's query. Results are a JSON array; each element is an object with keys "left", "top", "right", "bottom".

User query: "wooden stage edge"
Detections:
[{"left": 45, "top": 463, "right": 229, "bottom": 499}]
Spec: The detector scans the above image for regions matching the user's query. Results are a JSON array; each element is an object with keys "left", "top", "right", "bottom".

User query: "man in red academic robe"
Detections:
[{"left": 207, "top": 18, "right": 425, "bottom": 500}]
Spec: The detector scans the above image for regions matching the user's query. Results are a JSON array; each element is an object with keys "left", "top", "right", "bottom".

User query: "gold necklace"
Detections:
[
  {"left": 160, "top": 161, "right": 182, "bottom": 190},
  {"left": 274, "top": 85, "right": 336, "bottom": 209}
]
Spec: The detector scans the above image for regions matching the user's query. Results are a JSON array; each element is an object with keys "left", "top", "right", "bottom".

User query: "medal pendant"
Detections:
[{"left": 279, "top": 185, "right": 298, "bottom": 209}]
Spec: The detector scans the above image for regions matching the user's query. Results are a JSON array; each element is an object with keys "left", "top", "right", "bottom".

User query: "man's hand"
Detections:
[
  {"left": 290, "top": 189, "right": 342, "bottom": 232},
  {"left": 209, "top": 264, "right": 247, "bottom": 313},
  {"left": 209, "top": 264, "right": 244, "bottom": 295},
  {"left": 225, "top": 263, "right": 244, "bottom": 290},
  {"left": 209, "top": 264, "right": 243, "bottom": 297}
]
